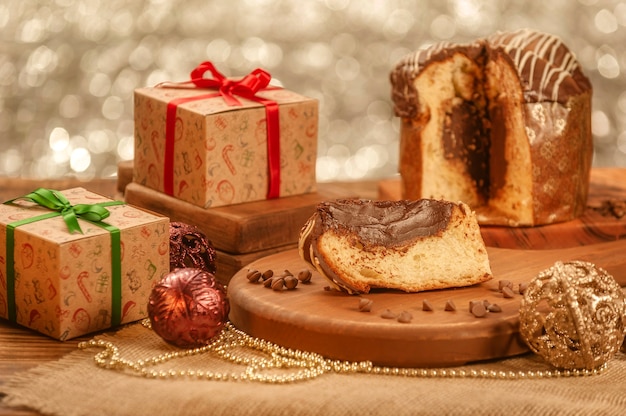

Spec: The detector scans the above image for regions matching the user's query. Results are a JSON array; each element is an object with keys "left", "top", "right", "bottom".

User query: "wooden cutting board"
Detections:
[{"left": 228, "top": 240, "right": 626, "bottom": 368}]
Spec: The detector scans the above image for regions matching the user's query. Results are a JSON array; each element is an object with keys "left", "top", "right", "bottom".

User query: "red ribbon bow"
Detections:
[
  {"left": 189, "top": 61, "right": 272, "bottom": 106},
  {"left": 162, "top": 62, "right": 281, "bottom": 201}
]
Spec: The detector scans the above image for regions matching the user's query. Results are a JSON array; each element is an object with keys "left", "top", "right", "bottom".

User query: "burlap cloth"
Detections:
[{"left": 2, "top": 322, "right": 625, "bottom": 416}]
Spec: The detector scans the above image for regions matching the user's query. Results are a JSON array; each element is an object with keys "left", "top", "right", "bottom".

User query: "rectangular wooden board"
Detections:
[{"left": 125, "top": 182, "right": 348, "bottom": 254}]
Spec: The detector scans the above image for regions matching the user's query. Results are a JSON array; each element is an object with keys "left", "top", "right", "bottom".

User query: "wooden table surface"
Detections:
[{"left": 1, "top": 171, "right": 625, "bottom": 416}]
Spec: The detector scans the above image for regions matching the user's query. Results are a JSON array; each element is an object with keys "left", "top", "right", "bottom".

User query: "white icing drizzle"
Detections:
[
  {"left": 489, "top": 29, "right": 581, "bottom": 102},
  {"left": 397, "top": 39, "right": 472, "bottom": 77}
]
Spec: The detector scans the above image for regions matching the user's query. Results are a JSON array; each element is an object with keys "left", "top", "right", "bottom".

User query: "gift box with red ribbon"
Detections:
[
  {"left": 133, "top": 62, "right": 319, "bottom": 209},
  {"left": 0, "top": 188, "right": 170, "bottom": 340}
]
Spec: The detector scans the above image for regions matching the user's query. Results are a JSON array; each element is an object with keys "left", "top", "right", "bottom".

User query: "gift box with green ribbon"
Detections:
[
  {"left": 133, "top": 61, "right": 318, "bottom": 209},
  {"left": 0, "top": 187, "right": 170, "bottom": 340}
]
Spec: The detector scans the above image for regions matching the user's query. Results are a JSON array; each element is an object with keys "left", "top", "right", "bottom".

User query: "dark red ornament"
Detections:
[
  {"left": 148, "top": 268, "right": 229, "bottom": 348},
  {"left": 169, "top": 222, "right": 217, "bottom": 274}
]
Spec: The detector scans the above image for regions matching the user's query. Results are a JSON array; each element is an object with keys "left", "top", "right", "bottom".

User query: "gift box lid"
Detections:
[{"left": 134, "top": 86, "right": 317, "bottom": 116}]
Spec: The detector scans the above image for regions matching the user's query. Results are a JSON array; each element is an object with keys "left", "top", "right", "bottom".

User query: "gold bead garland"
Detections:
[
  {"left": 78, "top": 259, "right": 626, "bottom": 383},
  {"left": 78, "top": 319, "right": 609, "bottom": 383}
]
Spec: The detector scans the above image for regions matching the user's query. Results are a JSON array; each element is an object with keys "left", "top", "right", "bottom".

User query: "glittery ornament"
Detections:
[
  {"left": 519, "top": 260, "right": 626, "bottom": 370},
  {"left": 169, "top": 222, "right": 217, "bottom": 274},
  {"left": 148, "top": 268, "right": 229, "bottom": 348}
]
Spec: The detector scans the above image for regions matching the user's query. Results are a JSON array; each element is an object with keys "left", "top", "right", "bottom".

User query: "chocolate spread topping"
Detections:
[
  {"left": 443, "top": 100, "right": 490, "bottom": 196},
  {"left": 312, "top": 199, "right": 453, "bottom": 249}
]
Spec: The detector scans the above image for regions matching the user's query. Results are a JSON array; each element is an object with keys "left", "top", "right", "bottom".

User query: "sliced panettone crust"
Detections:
[{"left": 298, "top": 199, "right": 492, "bottom": 294}]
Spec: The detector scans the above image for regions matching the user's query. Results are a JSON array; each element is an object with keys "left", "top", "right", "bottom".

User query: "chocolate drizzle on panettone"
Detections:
[
  {"left": 486, "top": 30, "right": 592, "bottom": 104},
  {"left": 391, "top": 29, "right": 591, "bottom": 119}
]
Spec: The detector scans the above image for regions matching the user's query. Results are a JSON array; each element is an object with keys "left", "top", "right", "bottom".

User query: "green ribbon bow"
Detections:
[
  {"left": 3, "top": 188, "right": 124, "bottom": 329},
  {"left": 7, "top": 188, "right": 119, "bottom": 234}
]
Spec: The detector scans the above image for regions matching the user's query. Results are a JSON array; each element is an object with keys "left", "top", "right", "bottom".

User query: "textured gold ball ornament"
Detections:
[{"left": 519, "top": 261, "right": 626, "bottom": 370}]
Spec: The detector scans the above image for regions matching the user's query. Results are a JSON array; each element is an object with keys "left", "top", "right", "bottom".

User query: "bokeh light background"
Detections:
[{"left": 1, "top": 0, "right": 625, "bottom": 182}]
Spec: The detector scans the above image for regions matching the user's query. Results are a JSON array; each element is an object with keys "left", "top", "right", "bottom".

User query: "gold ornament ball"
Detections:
[{"left": 519, "top": 260, "right": 626, "bottom": 370}]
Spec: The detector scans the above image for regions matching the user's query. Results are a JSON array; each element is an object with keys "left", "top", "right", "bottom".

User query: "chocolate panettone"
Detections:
[{"left": 391, "top": 29, "right": 593, "bottom": 226}]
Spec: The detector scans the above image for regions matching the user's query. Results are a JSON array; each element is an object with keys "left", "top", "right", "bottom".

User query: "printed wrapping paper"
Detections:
[
  {"left": 0, "top": 188, "right": 170, "bottom": 340},
  {"left": 133, "top": 86, "right": 318, "bottom": 208}
]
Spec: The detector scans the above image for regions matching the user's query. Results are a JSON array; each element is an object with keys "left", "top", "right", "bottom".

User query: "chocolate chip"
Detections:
[
  {"left": 444, "top": 300, "right": 456, "bottom": 311},
  {"left": 246, "top": 269, "right": 262, "bottom": 283},
  {"left": 502, "top": 286, "right": 515, "bottom": 298},
  {"left": 271, "top": 277, "right": 285, "bottom": 291},
  {"left": 297, "top": 269, "right": 312, "bottom": 283},
  {"left": 422, "top": 299, "right": 434, "bottom": 311},
  {"left": 498, "top": 280, "right": 513, "bottom": 291},
  {"left": 518, "top": 282, "right": 529, "bottom": 295},
  {"left": 284, "top": 275, "right": 298, "bottom": 290},
  {"left": 487, "top": 303, "right": 502, "bottom": 313},
  {"left": 358, "top": 298, "right": 373, "bottom": 312},
  {"left": 397, "top": 311, "right": 413, "bottom": 323},
  {"left": 470, "top": 301, "right": 487, "bottom": 318},
  {"left": 380, "top": 309, "right": 396, "bottom": 319}
]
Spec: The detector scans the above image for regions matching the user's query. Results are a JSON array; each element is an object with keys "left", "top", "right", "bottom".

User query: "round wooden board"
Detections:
[{"left": 228, "top": 240, "right": 626, "bottom": 368}]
